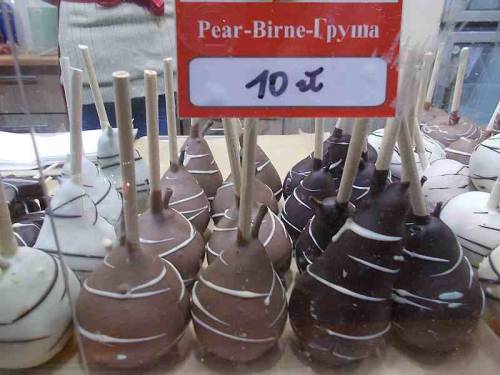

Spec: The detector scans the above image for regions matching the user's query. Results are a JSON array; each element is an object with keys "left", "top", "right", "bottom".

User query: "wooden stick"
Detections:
[
  {"left": 314, "top": 118, "right": 325, "bottom": 159},
  {"left": 336, "top": 118, "right": 369, "bottom": 204},
  {"left": 79, "top": 45, "right": 110, "bottom": 130},
  {"left": 60, "top": 56, "right": 72, "bottom": 118},
  {"left": 222, "top": 119, "right": 242, "bottom": 197},
  {"left": 70, "top": 68, "right": 83, "bottom": 185},
  {"left": 425, "top": 42, "right": 445, "bottom": 109},
  {"left": 375, "top": 118, "right": 400, "bottom": 171},
  {"left": 0, "top": 175, "right": 17, "bottom": 257},
  {"left": 487, "top": 177, "right": 500, "bottom": 211},
  {"left": 416, "top": 52, "right": 434, "bottom": 119},
  {"left": 163, "top": 58, "right": 178, "bottom": 168},
  {"left": 238, "top": 119, "right": 258, "bottom": 243},
  {"left": 487, "top": 101, "right": 500, "bottom": 132},
  {"left": 450, "top": 47, "right": 469, "bottom": 118},
  {"left": 113, "top": 71, "right": 140, "bottom": 247},
  {"left": 398, "top": 117, "right": 428, "bottom": 217},
  {"left": 145, "top": 69, "right": 161, "bottom": 211}
]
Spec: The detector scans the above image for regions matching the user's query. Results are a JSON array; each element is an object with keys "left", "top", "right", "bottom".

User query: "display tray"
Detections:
[{"left": 4, "top": 134, "right": 499, "bottom": 374}]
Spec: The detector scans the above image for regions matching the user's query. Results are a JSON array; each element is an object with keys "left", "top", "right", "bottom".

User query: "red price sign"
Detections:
[{"left": 175, "top": 0, "right": 403, "bottom": 118}]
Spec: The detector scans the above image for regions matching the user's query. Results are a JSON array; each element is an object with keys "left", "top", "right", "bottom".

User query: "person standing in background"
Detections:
[{"left": 42, "top": 0, "right": 175, "bottom": 136}]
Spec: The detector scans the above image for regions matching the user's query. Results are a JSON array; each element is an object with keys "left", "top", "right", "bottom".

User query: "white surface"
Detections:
[
  {"left": 0, "top": 130, "right": 102, "bottom": 170},
  {"left": 189, "top": 57, "right": 387, "bottom": 107}
]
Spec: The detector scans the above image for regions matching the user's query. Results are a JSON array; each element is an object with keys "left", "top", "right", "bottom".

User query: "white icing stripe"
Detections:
[
  {"left": 164, "top": 259, "right": 186, "bottom": 301},
  {"left": 403, "top": 249, "right": 450, "bottom": 263},
  {"left": 392, "top": 294, "right": 432, "bottom": 310},
  {"left": 183, "top": 153, "right": 209, "bottom": 166},
  {"left": 256, "top": 159, "right": 271, "bottom": 172},
  {"left": 219, "top": 252, "right": 229, "bottom": 266},
  {"left": 199, "top": 275, "right": 269, "bottom": 299},
  {"left": 263, "top": 213, "right": 277, "bottom": 247},
  {"left": 83, "top": 267, "right": 170, "bottom": 299},
  {"left": 300, "top": 180, "right": 321, "bottom": 192},
  {"left": 79, "top": 326, "right": 166, "bottom": 344},
  {"left": 445, "top": 148, "right": 472, "bottom": 156},
  {"left": 169, "top": 190, "right": 204, "bottom": 205},
  {"left": 303, "top": 251, "right": 315, "bottom": 266},
  {"left": 158, "top": 224, "right": 196, "bottom": 258},
  {"left": 309, "top": 217, "right": 324, "bottom": 251},
  {"left": 293, "top": 189, "right": 312, "bottom": 210},
  {"left": 465, "top": 256, "right": 474, "bottom": 289},
  {"left": 213, "top": 226, "right": 238, "bottom": 232},
  {"left": 188, "top": 169, "right": 220, "bottom": 175},
  {"left": 348, "top": 255, "right": 400, "bottom": 274},
  {"left": 306, "top": 266, "right": 386, "bottom": 302},
  {"left": 393, "top": 289, "right": 451, "bottom": 305},
  {"left": 192, "top": 313, "right": 276, "bottom": 343},
  {"left": 140, "top": 237, "right": 174, "bottom": 244},
  {"left": 352, "top": 186, "right": 370, "bottom": 201},
  {"left": 273, "top": 188, "right": 283, "bottom": 197},
  {"left": 332, "top": 350, "right": 368, "bottom": 361},
  {"left": 13, "top": 232, "right": 27, "bottom": 246},
  {"left": 264, "top": 273, "right": 276, "bottom": 306},
  {"left": 211, "top": 212, "right": 225, "bottom": 219},
  {"left": 269, "top": 298, "right": 287, "bottom": 327},
  {"left": 206, "top": 242, "right": 220, "bottom": 257},
  {"left": 431, "top": 242, "right": 463, "bottom": 277},
  {"left": 192, "top": 282, "right": 229, "bottom": 325},
  {"left": 315, "top": 323, "right": 391, "bottom": 341},
  {"left": 332, "top": 219, "right": 402, "bottom": 243},
  {"left": 184, "top": 206, "right": 209, "bottom": 221},
  {"left": 103, "top": 254, "right": 115, "bottom": 269},
  {"left": 281, "top": 214, "right": 302, "bottom": 233}
]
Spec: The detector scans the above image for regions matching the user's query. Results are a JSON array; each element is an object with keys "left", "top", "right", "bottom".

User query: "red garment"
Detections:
[{"left": 59, "top": 0, "right": 164, "bottom": 16}]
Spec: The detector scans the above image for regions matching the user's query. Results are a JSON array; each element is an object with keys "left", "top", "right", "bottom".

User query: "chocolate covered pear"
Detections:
[
  {"left": 180, "top": 120, "right": 223, "bottom": 204},
  {"left": 392, "top": 205, "right": 484, "bottom": 351},
  {"left": 289, "top": 177, "right": 410, "bottom": 366},
  {"left": 76, "top": 70, "right": 190, "bottom": 370},
  {"left": 192, "top": 205, "right": 287, "bottom": 362},
  {"left": 160, "top": 61, "right": 210, "bottom": 233}
]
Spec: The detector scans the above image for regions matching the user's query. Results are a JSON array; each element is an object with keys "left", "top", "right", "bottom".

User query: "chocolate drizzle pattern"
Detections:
[
  {"left": 421, "top": 115, "right": 482, "bottom": 147},
  {"left": 289, "top": 177, "right": 410, "bottom": 366},
  {"left": 34, "top": 179, "right": 117, "bottom": 277},
  {"left": 441, "top": 191, "right": 500, "bottom": 267},
  {"left": 0, "top": 247, "right": 80, "bottom": 369},
  {"left": 470, "top": 133, "right": 500, "bottom": 192}
]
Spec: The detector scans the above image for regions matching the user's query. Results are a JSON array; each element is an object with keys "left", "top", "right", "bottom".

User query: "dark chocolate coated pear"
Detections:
[
  {"left": 422, "top": 114, "right": 482, "bottom": 147},
  {"left": 160, "top": 164, "right": 210, "bottom": 233},
  {"left": 180, "top": 121, "right": 223, "bottom": 204},
  {"left": 289, "top": 174, "right": 410, "bottom": 366},
  {"left": 191, "top": 207, "right": 287, "bottom": 362},
  {"left": 295, "top": 197, "right": 350, "bottom": 273},
  {"left": 212, "top": 176, "right": 279, "bottom": 223},
  {"left": 76, "top": 239, "right": 190, "bottom": 369},
  {"left": 282, "top": 159, "right": 338, "bottom": 243},
  {"left": 207, "top": 200, "right": 292, "bottom": 277},
  {"left": 282, "top": 129, "right": 350, "bottom": 200},
  {"left": 138, "top": 189, "right": 205, "bottom": 286},
  {"left": 392, "top": 205, "right": 484, "bottom": 351}
]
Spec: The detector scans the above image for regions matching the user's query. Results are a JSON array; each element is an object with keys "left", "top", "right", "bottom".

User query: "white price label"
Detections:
[{"left": 189, "top": 57, "right": 387, "bottom": 108}]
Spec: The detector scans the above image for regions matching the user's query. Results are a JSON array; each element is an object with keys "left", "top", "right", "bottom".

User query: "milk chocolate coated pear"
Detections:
[
  {"left": 191, "top": 207, "right": 287, "bottom": 362},
  {"left": 180, "top": 121, "right": 223, "bottom": 204},
  {"left": 289, "top": 177, "right": 410, "bottom": 366},
  {"left": 207, "top": 201, "right": 292, "bottom": 277},
  {"left": 139, "top": 189, "right": 205, "bottom": 286},
  {"left": 161, "top": 165, "right": 211, "bottom": 233},
  {"left": 212, "top": 177, "right": 279, "bottom": 223}
]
